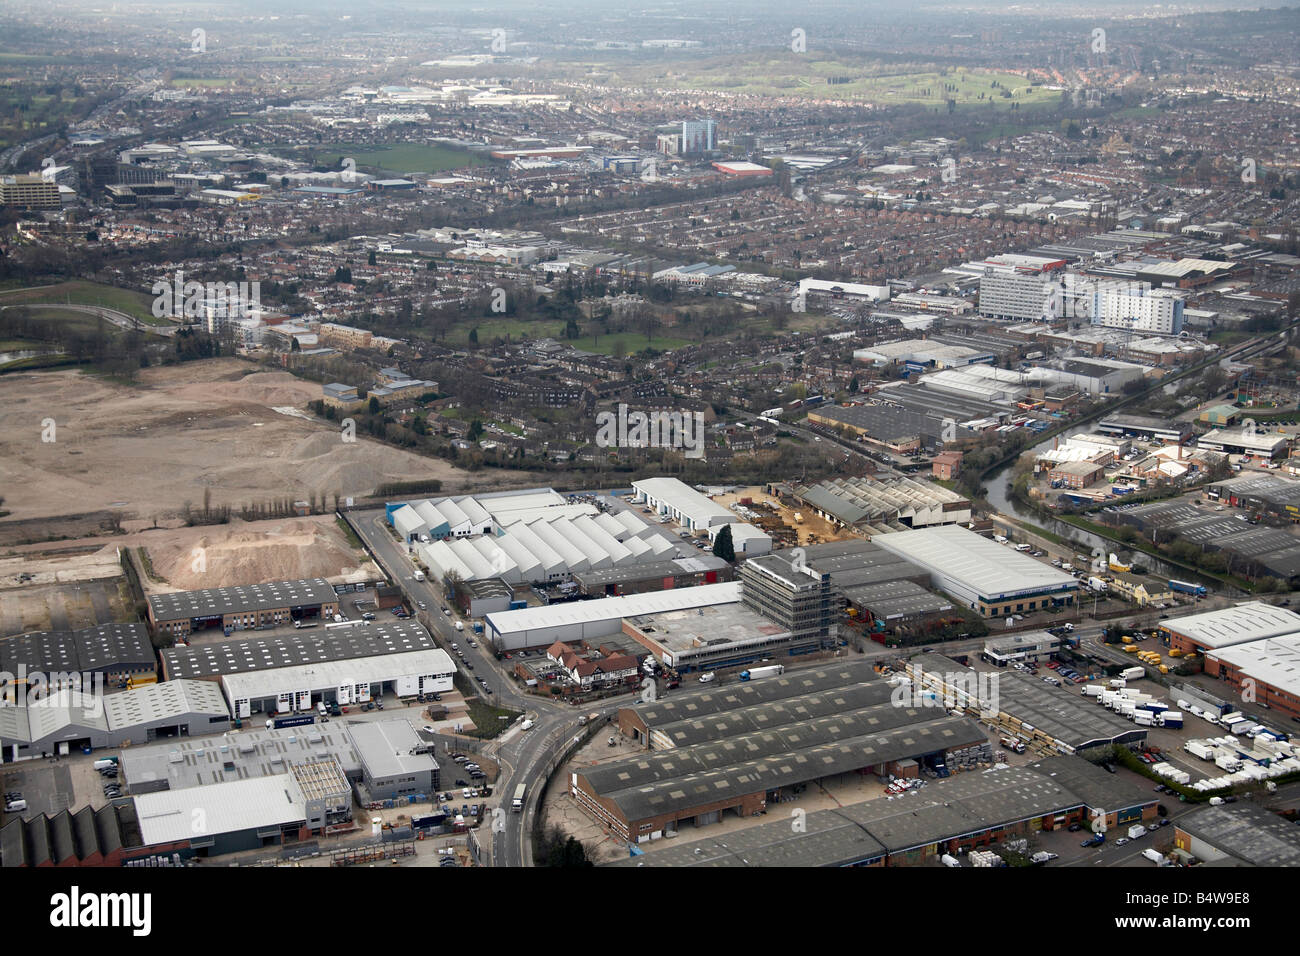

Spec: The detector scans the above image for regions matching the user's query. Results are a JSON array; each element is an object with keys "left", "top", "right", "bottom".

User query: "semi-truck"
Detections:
[
  {"left": 1082, "top": 685, "right": 1104, "bottom": 697},
  {"left": 1169, "top": 580, "right": 1207, "bottom": 597},
  {"left": 739, "top": 664, "right": 785, "bottom": 682},
  {"left": 1185, "top": 741, "right": 1215, "bottom": 760},
  {"left": 512, "top": 784, "right": 526, "bottom": 812},
  {"left": 1120, "top": 666, "right": 1145, "bottom": 681},
  {"left": 1158, "top": 711, "right": 1183, "bottom": 729},
  {"left": 265, "top": 713, "right": 315, "bottom": 730}
]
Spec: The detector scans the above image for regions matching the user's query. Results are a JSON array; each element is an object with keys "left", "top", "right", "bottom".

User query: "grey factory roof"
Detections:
[
  {"left": 626, "top": 659, "right": 883, "bottom": 730},
  {"left": 597, "top": 716, "right": 981, "bottom": 823},
  {"left": 1175, "top": 802, "right": 1300, "bottom": 867},
  {"left": 120, "top": 723, "right": 363, "bottom": 791},
  {"left": 608, "top": 806, "right": 886, "bottom": 867},
  {"left": 573, "top": 553, "right": 730, "bottom": 588},
  {"left": 148, "top": 578, "right": 339, "bottom": 622},
  {"left": 1026, "top": 757, "right": 1156, "bottom": 815},
  {"left": 914, "top": 652, "right": 1143, "bottom": 750},
  {"left": 842, "top": 579, "right": 954, "bottom": 620},
  {"left": 222, "top": 648, "right": 454, "bottom": 701},
  {"left": 348, "top": 719, "right": 437, "bottom": 781},
  {"left": 607, "top": 758, "right": 1121, "bottom": 865},
  {"left": 102, "top": 679, "right": 229, "bottom": 727},
  {"left": 0, "top": 623, "right": 154, "bottom": 676},
  {"left": 134, "top": 774, "right": 306, "bottom": 846},
  {"left": 160, "top": 620, "right": 434, "bottom": 679},
  {"left": 650, "top": 684, "right": 903, "bottom": 749}
]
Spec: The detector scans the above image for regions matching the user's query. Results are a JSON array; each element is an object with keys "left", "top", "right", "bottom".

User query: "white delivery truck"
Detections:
[
  {"left": 1143, "top": 848, "right": 1170, "bottom": 866},
  {"left": 1128, "top": 825, "right": 1147, "bottom": 840}
]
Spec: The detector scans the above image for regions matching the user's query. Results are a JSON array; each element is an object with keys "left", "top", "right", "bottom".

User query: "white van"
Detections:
[
  {"left": 92, "top": 758, "right": 118, "bottom": 771},
  {"left": 317, "top": 701, "right": 327, "bottom": 717}
]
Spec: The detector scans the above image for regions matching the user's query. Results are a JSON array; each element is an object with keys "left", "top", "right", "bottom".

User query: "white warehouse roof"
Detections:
[
  {"left": 1207, "top": 634, "right": 1300, "bottom": 698},
  {"left": 871, "top": 525, "right": 1077, "bottom": 602},
  {"left": 135, "top": 774, "right": 304, "bottom": 846},
  {"left": 634, "top": 477, "right": 735, "bottom": 529},
  {"left": 221, "top": 648, "right": 455, "bottom": 702},
  {"left": 485, "top": 581, "right": 742, "bottom": 639},
  {"left": 1163, "top": 601, "right": 1300, "bottom": 650}
]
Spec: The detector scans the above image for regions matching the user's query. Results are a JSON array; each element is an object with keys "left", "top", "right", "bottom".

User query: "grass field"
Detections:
[
  {"left": 0, "top": 281, "right": 167, "bottom": 325},
  {"left": 310, "top": 143, "right": 491, "bottom": 175},
  {"left": 610, "top": 55, "right": 1057, "bottom": 110}
]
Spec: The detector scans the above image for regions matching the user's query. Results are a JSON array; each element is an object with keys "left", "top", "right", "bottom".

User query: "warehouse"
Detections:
[
  {"left": 220, "top": 648, "right": 456, "bottom": 718},
  {"left": 159, "top": 620, "right": 436, "bottom": 681},
  {"left": 872, "top": 525, "right": 1078, "bottom": 617},
  {"left": 1158, "top": 600, "right": 1300, "bottom": 655},
  {"left": 632, "top": 477, "right": 736, "bottom": 532},
  {"left": 349, "top": 719, "right": 440, "bottom": 802},
  {"left": 1097, "top": 414, "right": 1194, "bottom": 444},
  {"left": 0, "top": 803, "right": 143, "bottom": 867},
  {"left": 1203, "top": 634, "right": 1300, "bottom": 721},
  {"left": 147, "top": 578, "right": 340, "bottom": 639},
  {"left": 792, "top": 476, "right": 972, "bottom": 532},
  {"left": 607, "top": 758, "right": 1153, "bottom": 867},
  {"left": 132, "top": 774, "right": 312, "bottom": 858},
  {"left": 0, "top": 622, "right": 157, "bottom": 694},
  {"left": 0, "top": 679, "right": 230, "bottom": 763},
  {"left": 483, "top": 581, "right": 742, "bottom": 651},
  {"left": 1205, "top": 473, "right": 1300, "bottom": 523},
  {"left": 805, "top": 403, "right": 979, "bottom": 454},
  {"left": 577, "top": 667, "right": 987, "bottom": 843},
  {"left": 120, "top": 721, "right": 362, "bottom": 794},
  {"left": 574, "top": 553, "right": 732, "bottom": 597},
  {"left": 842, "top": 580, "right": 954, "bottom": 627},
  {"left": 1173, "top": 802, "right": 1300, "bottom": 866},
  {"left": 907, "top": 652, "right": 1145, "bottom": 753},
  {"left": 1196, "top": 428, "right": 1291, "bottom": 459}
]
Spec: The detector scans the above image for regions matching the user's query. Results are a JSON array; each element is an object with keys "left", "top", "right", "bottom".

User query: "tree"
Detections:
[
  {"left": 712, "top": 524, "right": 735, "bottom": 562},
  {"left": 468, "top": 327, "right": 478, "bottom": 346}
]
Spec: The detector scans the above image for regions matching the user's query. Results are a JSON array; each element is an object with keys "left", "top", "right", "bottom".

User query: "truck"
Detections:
[
  {"left": 1030, "top": 851, "right": 1059, "bottom": 865},
  {"left": 1087, "top": 576, "right": 1108, "bottom": 592},
  {"left": 999, "top": 735, "right": 1026, "bottom": 754},
  {"left": 1081, "top": 833, "right": 1106, "bottom": 848},
  {"left": 1082, "top": 685, "right": 1104, "bottom": 697},
  {"left": 739, "top": 664, "right": 785, "bottom": 682},
  {"left": 265, "top": 713, "right": 315, "bottom": 730},
  {"left": 1158, "top": 711, "right": 1183, "bottom": 729},
  {"left": 512, "top": 784, "right": 526, "bottom": 812},
  {"left": 1143, "top": 848, "right": 1170, "bottom": 866},
  {"left": 1215, "top": 753, "right": 1243, "bottom": 773},
  {"left": 1127, "top": 824, "right": 1147, "bottom": 840},
  {"left": 1134, "top": 712, "right": 1155, "bottom": 726},
  {"left": 1169, "top": 580, "right": 1207, "bottom": 597},
  {"left": 1120, "top": 666, "right": 1146, "bottom": 681},
  {"left": 1185, "top": 741, "right": 1215, "bottom": 760}
]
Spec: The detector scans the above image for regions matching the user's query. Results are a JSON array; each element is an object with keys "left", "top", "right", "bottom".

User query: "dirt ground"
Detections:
[
  {"left": 0, "top": 359, "right": 540, "bottom": 526},
  {"left": 709, "top": 485, "right": 853, "bottom": 548},
  {"left": 134, "top": 514, "right": 379, "bottom": 592}
]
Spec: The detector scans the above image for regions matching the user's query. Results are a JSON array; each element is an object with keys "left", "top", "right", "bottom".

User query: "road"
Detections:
[
  {"left": 346, "top": 507, "right": 602, "bottom": 867},
  {"left": 0, "top": 302, "right": 177, "bottom": 336}
]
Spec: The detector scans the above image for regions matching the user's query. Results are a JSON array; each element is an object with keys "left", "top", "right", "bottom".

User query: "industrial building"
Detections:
[
  {"left": 0, "top": 679, "right": 230, "bottom": 763},
  {"left": 391, "top": 486, "right": 711, "bottom": 584},
  {"left": 632, "top": 477, "right": 736, "bottom": 532},
  {"left": 484, "top": 581, "right": 743, "bottom": 652},
  {"left": 220, "top": 648, "right": 455, "bottom": 718},
  {"left": 580, "top": 660, "right": 988, "bottom": 843},
  {"left": 739, "top": 550, "right": 835, "bottom": 643},
  {"left": 147, "top": 578, "right": 340, "bottom": 639},
  {"left": 791, "top": 476, "right": 972, "bottom": 532},
  {"left": 1097, "top": 414, "right": 1194, "bottom": 444},
  {"left": 0, "top": 622, "right": 157, "bottom": 693},
  {"left": 1, "top": 803, "right": 144, "bottom": 868},
  {"left": 806, "top": 402, "right": 980, "bottom": 455},
  {"left": 1172, "top": 802, "right": 1300, "bottom": 867},
  {"left": 159, "top": 620, "right": 436, "bottom": 681},
  {"left": 1157, "top": 600, "right": 1300, "bottom": 656},
  {"left": 607, "top": 757, "right": 1154, "bottom": 867},
  {"left": 573, "top": 553, "right": 732, "bottom": 597},
  {"left": 1196, "top": 428, "right": 1291, "bottom": 459},
  {"left": 623, "top": 600, "right": 806, "bottom": 672},
  {"left": 982, "top": 631, "right": 1062, "bottom": 666},
  {"left": 872, "top": 525, "right": 1078, "bottom": 617},
  {"left": 347, "top": 719, "right": 441, "bottom": 802},
  {"left": 907, "top": 652, "right": 1146, "bottom": 753},
  {"left": 1205, "top": 474, "right": 1300, "bottom": 523},
  {"left": 1204, "top": 634, "right": 1300, "bottom": 721}
]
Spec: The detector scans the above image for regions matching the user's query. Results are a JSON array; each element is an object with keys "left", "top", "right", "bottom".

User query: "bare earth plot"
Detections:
[
  {"left": 0, "top": 359, "right": 546, "bottom": 526},
  {"left": 0, "top": 550, "right": 133, "bottom": 637}
]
